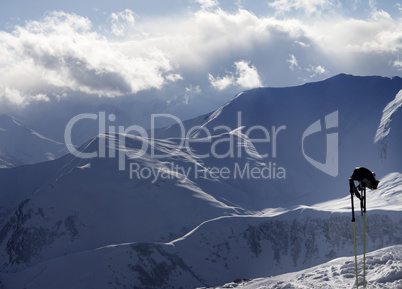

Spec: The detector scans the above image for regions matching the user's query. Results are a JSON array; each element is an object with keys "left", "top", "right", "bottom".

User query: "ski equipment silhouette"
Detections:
[{"left": 349, "top": 167, "right": 379, "bottom": 289}]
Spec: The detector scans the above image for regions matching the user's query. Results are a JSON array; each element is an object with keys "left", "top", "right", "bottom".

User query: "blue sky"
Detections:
[
  {"left": 1, "top": 0, "right": 400, "bottom": 28},
  {"left": 0, "top": 0, "right": 401, "bottom": 122}
]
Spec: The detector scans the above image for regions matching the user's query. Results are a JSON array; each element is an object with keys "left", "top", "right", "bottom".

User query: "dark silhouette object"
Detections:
[
  {"left": 348, "top": 166, "right": 379, "bottom": 289},
  {"left": 350, "top": 167, "right": 379, "bottom": 190}
]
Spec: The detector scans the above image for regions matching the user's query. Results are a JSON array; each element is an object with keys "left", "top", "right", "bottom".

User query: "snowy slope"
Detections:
[
  {"left": 154, "top": 74, "right": 402, "bottom": 207},
  {"left": 0, "top": 133, "right": 252, "bottom": 273},
  {"left": 163, "top": 174, "right": 402, "bottom": 287},
  {"left": 0, "top": 115, "right": 66, "bottom": 167},
  {"left": 0, "top": 74, "right": 402, "bottom": 288},
  {"left": 212, "top": 245, "right": 402, "bottom": 289},
  {"left": 0, "top": 149, "right": 19, "bottom": 168},
  {"left": 0, "top": 173, "right": 401, "bottom": 289}
]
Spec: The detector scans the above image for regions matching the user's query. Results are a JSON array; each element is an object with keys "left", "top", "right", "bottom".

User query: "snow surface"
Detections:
[
  {"left": 294, "top": 172, "right": 402, "bottom": 214},
  {"left": 0, "top": 115, "right": 66, "bottom": 167},
  {"left": 211, "top": 245, "right": 402, "bottom": 289},
  {"left": 1, "top": 179, "right": 401, "bottom": 288},
  {"left": 0, "top": 74, "right": 402, "bottom": 288},
  {"left": 375, "top": 89, "right": 402, "bottom": 143}
]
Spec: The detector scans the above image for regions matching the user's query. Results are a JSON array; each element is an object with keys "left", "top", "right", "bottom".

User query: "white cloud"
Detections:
[
  {"left": 307, "top": 64, "right": 326, "bottom": 77},
  {"left": 369, "top": 0, "right": 377, "bottom": 10},
  {"left": 109, "top": 9, "right": 135, "bottom": 37},
  {"left": 209, "top": 60, "right": 262, "bottom": 90},
  {"left": 394, "top": 59, "right": 402, "bottom": 70},
  {"left": 195, "top": 0, "right": 219, "bottom": 10},
  {"left": 166, "top": 73, "right": 183, "bottom": 82},
  {"left": 0, "top": 11, "right": 178, "bottom": 105},
  {"left": 287, "top": 54, "right": 299, "bottom": 70},
  {"left": 315, "top": 65, "right": 325, "bottom": 74},
  {"left": 209, "top": 74, "right": 234, "bottom": 90},
  {"left": 142, "top": 8, "right": 306, "bottom": 75},
  {"left": 308, "top": 12, "right": 402, "bottom": 57},
  {"left": 235, "top": 61, "right": 262, "bottom": 88},
  {"left": 0, "top": 85, "right": 49, "bottom": 106},
  {"left": 269, "top": 0, "right": 334, "bottom": 15},
  {"left": 295, "top": 40, "right": 309, "bottom": 47},
  {"left": 370, "top": 9, "right": 392, "bottom": 21},
  {"left": 0, "top": 6, "right": 401, "bottom": 113},
  {"left": 184, "top": 85, "right": 202, "bottom": 104}
]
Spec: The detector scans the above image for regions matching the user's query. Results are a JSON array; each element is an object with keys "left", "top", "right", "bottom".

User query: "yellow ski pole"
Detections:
[
  {"left": 363, "top": 211, "right": 366, "bottom": 289},
  {"left": 353, "top": 221, "right": 359, "bottom": 289}
]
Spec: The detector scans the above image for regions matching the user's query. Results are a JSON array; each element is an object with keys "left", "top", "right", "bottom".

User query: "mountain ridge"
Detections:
[
  {"left": 0, "top": 114, "right": 66, "bottom": 168},
  {"left": 0, "top": 74, "right": 401, "bottom": 288}
]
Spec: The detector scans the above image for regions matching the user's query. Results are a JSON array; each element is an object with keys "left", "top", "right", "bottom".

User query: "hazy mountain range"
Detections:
[{"left": 0, "top": 74, "right": 401, "bottom": 288}]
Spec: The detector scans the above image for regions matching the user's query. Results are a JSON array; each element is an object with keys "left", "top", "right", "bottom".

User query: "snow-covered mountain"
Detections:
[
  {"left": 156, "top": 74, "right": 402, "bottom": 206},
  {"left": 0, "top": 74, "right": 401, "bottom": 288},
  {"left": 212, "top": 245, "right": 402, "bottom": 289},
  {"left": 0, "top": 173, "right": 401, "bottom": 288},
  {"left": 0, "top": 115, "right": 66, "bottom": 168}
]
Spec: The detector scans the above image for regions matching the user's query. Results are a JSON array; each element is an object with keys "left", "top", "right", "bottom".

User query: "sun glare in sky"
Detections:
[{"left": 0, "top": 0, "right": 401, "bottom": 119}]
